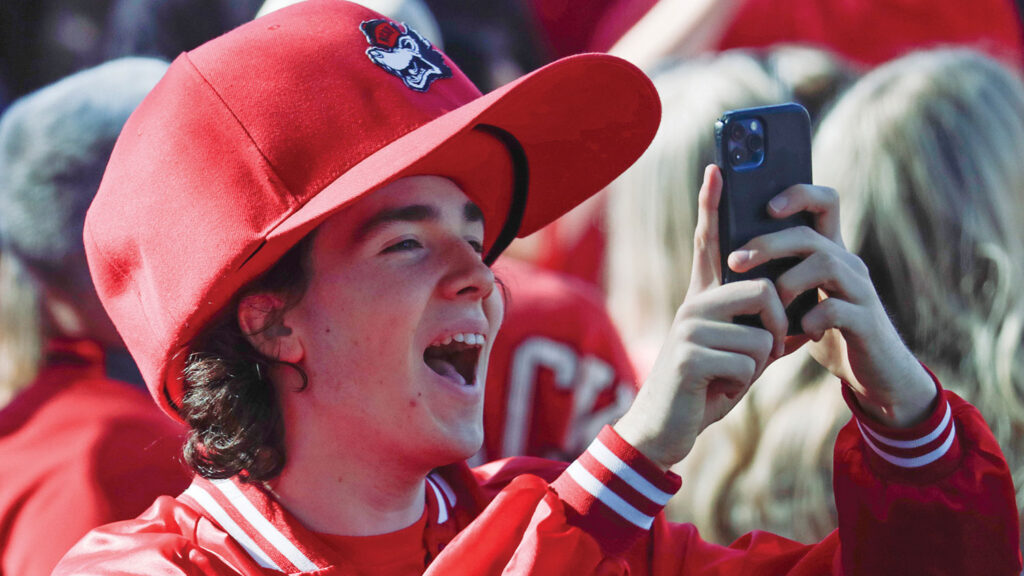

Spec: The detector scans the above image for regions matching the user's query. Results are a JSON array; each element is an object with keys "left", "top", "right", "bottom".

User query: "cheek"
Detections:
[{"left": 485, "top": 289, "right": 505, "bottom": 338}]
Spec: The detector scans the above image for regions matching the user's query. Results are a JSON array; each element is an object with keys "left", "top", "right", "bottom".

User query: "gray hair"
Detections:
[{"left": 0, "top": 57, "right": 168, "bottom": 290}]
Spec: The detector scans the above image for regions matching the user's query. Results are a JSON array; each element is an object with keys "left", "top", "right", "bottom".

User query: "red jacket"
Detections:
[
  {"left": 0, "top": 340, "right": 191, "bottom": 576},
  {"left": 54, "top": 384, "right": 1020, "bottom": 575}
]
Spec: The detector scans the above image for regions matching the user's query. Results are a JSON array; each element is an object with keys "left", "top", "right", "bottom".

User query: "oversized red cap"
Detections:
[{"left": 85, "top": 0, "right": 661, "bottom": 420}]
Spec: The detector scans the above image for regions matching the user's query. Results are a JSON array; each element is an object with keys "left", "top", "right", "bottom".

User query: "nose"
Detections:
[{"left": 440, "top": 241, "right": 495, "bottom": 301}]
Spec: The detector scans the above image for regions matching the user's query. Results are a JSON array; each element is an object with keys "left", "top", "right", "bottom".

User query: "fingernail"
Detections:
[
  {"left": 730, "top": 250, "right": 750, "bottom": 266},
  {"left": 769, "top": 196, "right": 788, "bottom": 213}
]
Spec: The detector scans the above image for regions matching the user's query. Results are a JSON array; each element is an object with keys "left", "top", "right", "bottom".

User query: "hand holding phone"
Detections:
[{"left": 714, "top": 103, "right": 817, "bottom": 334}]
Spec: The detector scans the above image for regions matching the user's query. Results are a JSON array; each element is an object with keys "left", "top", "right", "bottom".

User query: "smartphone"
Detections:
[{"left": 714, "top": 102, "right": 817, "bottom": 335}]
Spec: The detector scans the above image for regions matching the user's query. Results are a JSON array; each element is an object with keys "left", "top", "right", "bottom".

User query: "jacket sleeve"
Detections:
[
  {"left": 428, "top": 381, "right": 1021, "bottom": 575},
  {"left": 833, "top": 384, "right": 1021, "bottom": 574}
]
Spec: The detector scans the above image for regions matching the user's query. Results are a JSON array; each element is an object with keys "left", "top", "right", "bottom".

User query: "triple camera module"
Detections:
[{"left": 725, "top": 118, "right": 765, "bottom": 170}]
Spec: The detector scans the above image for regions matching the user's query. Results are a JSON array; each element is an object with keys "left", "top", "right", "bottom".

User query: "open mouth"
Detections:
[{"left": 424, "top": 333, "right": 484, "bottom": 386}]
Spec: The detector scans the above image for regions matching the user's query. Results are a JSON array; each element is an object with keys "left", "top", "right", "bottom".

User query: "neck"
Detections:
[
  {"left": 271, "top": 456, "right": 428, "bottom": 537},
  {"left": 270, "top": 384, "right": 432, "bottom": 536}
]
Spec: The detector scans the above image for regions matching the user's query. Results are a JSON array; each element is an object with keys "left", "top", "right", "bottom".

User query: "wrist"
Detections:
[
  {"left": 852, "top": 363, "right": 938, "bottom": 428},
  {"left": 612, "top": 418, "right": 680, "bottom": 472}
]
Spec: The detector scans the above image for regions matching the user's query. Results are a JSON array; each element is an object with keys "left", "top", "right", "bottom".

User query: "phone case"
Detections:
[{"left": 714, "top": 103, "right": 817, "bottom": 334}]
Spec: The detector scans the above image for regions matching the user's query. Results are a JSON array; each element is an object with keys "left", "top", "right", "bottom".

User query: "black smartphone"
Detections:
[{"left": 714, "top": 102, "right": 817, "bottom": 335}]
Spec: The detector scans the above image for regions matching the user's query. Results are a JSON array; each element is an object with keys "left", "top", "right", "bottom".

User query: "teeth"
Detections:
[{"left": 430, "top": 332, "right": 485, "bottom": 347}]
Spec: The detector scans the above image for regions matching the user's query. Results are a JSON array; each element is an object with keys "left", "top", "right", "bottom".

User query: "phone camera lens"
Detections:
[
  {"left": 729, "top": 146, "right": 749, "bottom": 165},
  {"left": 729, "top": 123, "right": 747, "bottom": 142},
  {"left": 746, "top": 133, "right": 763, "bottom": 153}
]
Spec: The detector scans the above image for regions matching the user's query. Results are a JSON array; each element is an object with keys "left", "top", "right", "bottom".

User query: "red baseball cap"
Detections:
[{"left": 85, "top": 0, "right": 660, "bottom": 420}]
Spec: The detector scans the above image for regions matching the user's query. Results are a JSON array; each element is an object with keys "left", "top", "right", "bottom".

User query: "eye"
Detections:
[
  {"left": 382, "top": 238, "right": 423, "bottom": 254},
  {"left": 467, "top": 239, "right": 484, "bottom": 254}
]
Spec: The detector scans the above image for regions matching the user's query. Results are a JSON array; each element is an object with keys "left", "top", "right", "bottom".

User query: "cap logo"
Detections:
[{"left": 360, "top": 19, "right": 452, "bottom": 92}]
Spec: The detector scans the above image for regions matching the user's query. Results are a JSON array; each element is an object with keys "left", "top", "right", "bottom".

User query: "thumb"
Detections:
[{"left": 689, "top": 164, "right": 723, "bottom": 292}]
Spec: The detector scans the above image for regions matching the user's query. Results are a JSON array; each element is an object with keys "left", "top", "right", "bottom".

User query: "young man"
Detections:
[{"left": 55, "top": 1, "right": 1020, "bottom": 574}]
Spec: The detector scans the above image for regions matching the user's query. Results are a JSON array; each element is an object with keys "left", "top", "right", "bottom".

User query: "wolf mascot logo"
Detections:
[{"left": 361, "top": 19, "right": 452, "bottom": 92}]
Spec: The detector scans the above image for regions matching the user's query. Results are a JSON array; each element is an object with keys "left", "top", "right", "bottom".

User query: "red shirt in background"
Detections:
[
  {"left": 0, "top": 339, "right": 191, "bottom": 576},
  {"left": 482, "top": 258, "right": 637, "bottom": 462}
]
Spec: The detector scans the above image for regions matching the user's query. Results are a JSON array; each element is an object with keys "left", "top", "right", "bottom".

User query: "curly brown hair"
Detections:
[{"left": 179, "top": 235, "right": 314, "bottom": 482}]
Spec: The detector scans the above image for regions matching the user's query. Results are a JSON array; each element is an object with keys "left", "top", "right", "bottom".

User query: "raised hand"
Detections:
[
  {"left": 614, "top": 165, "right": 788, "bottom": 469},
  {"left": 728, "top": 181, "right": 937, "bottom": 428}
]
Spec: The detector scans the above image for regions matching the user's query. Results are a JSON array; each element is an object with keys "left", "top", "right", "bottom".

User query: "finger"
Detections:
[
  {"left": 800, "top": 297, "right": 863, "bottom": 341},
  {"left": 689, "top": 164, "right": 724, "bottom": 292},
  {"left": 727, "top": 225, "right": 836, "bottom": 274},
  {"left": 692, "top": 347, "right": 758, "bottom": 390},
  {"left": 766, "top": 184, "right": 843, "bottom": 246},
  {"left": 681, "top": 318, "right": 775, "bottom": 371},
  {"left": 774, "top": 251, "right": 872, "bottom": 308},
  {"left": 687, "top": 280, "right": 788, "bottom": 356}
]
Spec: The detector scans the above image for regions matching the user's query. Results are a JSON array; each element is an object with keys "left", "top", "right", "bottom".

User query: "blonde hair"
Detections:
[
  {"left": 669, "top": 48, "right": 1024, "bottom": 544},
  {"left": 0, "top": 251, "right": 43, "bottom": 405},
  {"left": 605, "top": 51, "right": 787, "bottom": 370}
]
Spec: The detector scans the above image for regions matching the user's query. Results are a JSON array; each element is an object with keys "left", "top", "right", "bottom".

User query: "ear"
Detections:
[{"left": 237, "top": 293, "right": 304, "bottom": 364}]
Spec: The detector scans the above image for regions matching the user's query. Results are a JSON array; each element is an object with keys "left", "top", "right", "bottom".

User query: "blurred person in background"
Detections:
[
  {"left": 422, "top": 0, "right": 546, "bottom": 92},
  {"left": 480, "top": 256, "right": 637, "bottom": 463},
  {"left": 0, "top": 0, "right": 115, "bottom": 101},
  {"left": 258, "top": 0, "right": 442, "bottom": 46},
  {"left": 668, "top": 48, "right": 1024, "bottom": 552},
  {"left": 0, "top": 57, "right": 191, "bottom": 576},
  {"left": 103, "top": 0, "right": 263, "bottom": 62}
]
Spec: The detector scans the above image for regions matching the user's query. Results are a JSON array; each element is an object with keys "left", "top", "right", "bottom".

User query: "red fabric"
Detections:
[
  {"left": 315, "top": 513, "right": 429, "bottom": 576},
  {"left": 524, "top": 0, "right": 659, "bottom": 57},
  {"left": 0, "top": 339, "right": 190, "bottom": 576},
  {"left": 53, "top": 386, "right": 1021, "bottom": 575},
  {"left": 483, "top": 258, "right": 637, "bottom": 461},
  {"left": 716, "top": 0, "right": 1024, "bottom": 69},
  {"left": 525, "top": 0, "right": 619, "bottom": 58}
]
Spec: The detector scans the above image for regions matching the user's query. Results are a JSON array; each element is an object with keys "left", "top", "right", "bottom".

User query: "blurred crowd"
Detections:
[{"left": 3, "top": 0, "right": 1024, "bottom": 574}]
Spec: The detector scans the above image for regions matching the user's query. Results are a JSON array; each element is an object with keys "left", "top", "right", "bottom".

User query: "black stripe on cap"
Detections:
[{"left": 475, "top": 124, "right": 528, "bottom": 265}]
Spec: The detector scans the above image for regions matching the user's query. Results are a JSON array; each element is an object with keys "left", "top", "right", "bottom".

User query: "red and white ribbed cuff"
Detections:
[
  {"left": 551, "top": 425, "right": 681, "bottom": 556},
  {"left": 842, "top": 373, "right": 958, "bottom": 471}
]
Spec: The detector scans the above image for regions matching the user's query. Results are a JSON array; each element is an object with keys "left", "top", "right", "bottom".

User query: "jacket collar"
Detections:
[{"left": 180, "top": 468, "right": 465, "bottom": 573}]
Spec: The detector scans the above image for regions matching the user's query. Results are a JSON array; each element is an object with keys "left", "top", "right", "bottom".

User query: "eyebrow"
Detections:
[
  {"left": 354, "top": 201, "right": 483, "bottom": 242},
  {"left": 464, "top": 202, "right": 484, "bottom": 223}
]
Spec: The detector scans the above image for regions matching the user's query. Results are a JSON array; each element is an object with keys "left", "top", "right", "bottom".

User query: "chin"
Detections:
[{"left": 437, "top": 423, "right": 484, "bottom": 464}]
